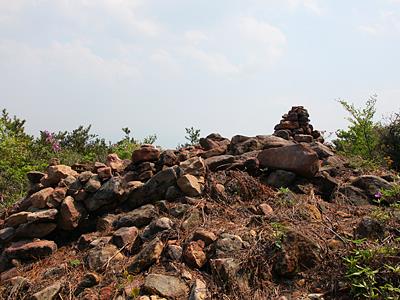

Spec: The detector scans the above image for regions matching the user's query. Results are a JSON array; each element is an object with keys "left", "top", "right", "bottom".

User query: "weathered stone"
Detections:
[
  {"left": 274, "top": 130, "right": 291, "bottom": 140},
  {"left": 4, "top": 240, "right": 57, "bottom": 261},
  {"left": 27, "top": 171, "right": 46, "bottom": 185},
  {"left": 74, "top": 272, "right": 101, "bottom": 296},
  {"left": 259, "top": 203, "right": 274, "bottom": 216},
  {"left": 192, "top": 229, "right": 217, "bottom": 246},
  {"left": 126, "top": 167, "right": 181, "bottom": 209},
  {"left": 189, "top": 279, "right": 208, "bottom": 300},
  {"left": 27, "top": 209, "right": 58, "bottom": 222},
  {"left": 266, "top": 170, "right": 296, "bottom": 188},
  {"left": 106, "top": 153, "right": 126, "bottom": 173},
  {"left": 59, "top": 175, "right": 78, "bottom": 189},
  {"left": 200, "top": 133, "right": 230, "bottom": 151},
  {"left": 0, "top": 227, "right": 15, "bottom": 241},
  {"left": 58, "top": 196, "right": 86, "bottom": 230},
  {"left": 41, "top": 165, "right": 78, "bottom": 186},
  {"left": 310, "top": 142, "right": 335, "bottom": 159},
  {"left": 294, "top": 134, "right": 313, "bottom": 143},
  {"left": 273, "top": 230, "right": 320, "bottom": 277},
  {"left": 87, "top": 244, "right": 124, "bottom": 271},
  {"left": 5, "top": 212, "right": 30, "bottom": 228},
  {"left": 84, "top": 177, "right": 125, "bottom": 211},
  {"left": 169, "top": 203, "right": 190, "bottom": 218},
  {"left": 97, "top": 214, "right": 118, "bottom": 232},
  {"left": 132, "top": 145, "right": 160, "bottom": 164},
  {"left": 47, "top": 187, "right": 67, "bottom": 208},
  {"left": 183, "top": 241, "right": 207, "bottom": 269},
  {"left": 159, "top": 150, "right": 178, "bottom": 167},
  {"left": 177, "top": 174, "right": 202, "bottom": 197},
  {"left": 351, "top": 175, "right": 392, "bottom": 199},
  {"left": 258, "top": 144, "right": 320, "bottom": 178},
  {"left": 32, "top": 281, "right": 62, "bottom": 300},
  {"left": 128, "top": 238, "right": 164, "bottom": 274},
  {"left": 181, "top": 209, "right": 202, "bottom": 231},
  {"left": 336, "top": 185, "right": 370, "bottom": 206},
  {"left": 229, "top": 135, "right": 293, "bottom": 155},
  {"left": 30, "top": 187, "right": 54, "bottom": 209},
  {"left": 78, "top": 171, "right": 94, "bottom": 183},
  {"left": 84, "top": 175, "right": 102, "bottom": 193},
  {"left": 180, "top": 156, "right": 206, "bottom": 177},
  {"left": 113, "top": 204, "right": 158, "bottom": 229},
  {"left": 111, "top": 226, "right": 139, "bottom": 248},
  {"left": 143, "top": 274, "right": 189, "bottom": 299},
  {"left": 16, "top": 222, "right": 57, "bottom": 238},
  {"left": 205, "top": 155, "right": 235, "bottom": 171},
  {"left": 97, "top": 167, "right": 112, "bottom": 180},
  {"left": 354, "top": 218, "right": 384, "bottom": 240},
  {"left": 210, "top": 258, "right": 240, "bottom": 283},
  {"left": 77, "top": 232, "right": 100, "bottom": 250},
  {"left": 142, "top": 217, "right": 174, "bottom": 240},
  {"left": 167, "top": 244, "right": 183, "bottom": 261},
  {"left": 215, "top": 233, "right": 243, "bottom": 257}
]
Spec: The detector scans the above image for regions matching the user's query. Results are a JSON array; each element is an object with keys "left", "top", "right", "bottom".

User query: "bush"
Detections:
[
  {"left": 378, "top": 113, "right": 400, "bottom": 170},
  {"left": 334, "top": 96, "right": 381, "bottom": 162},
  {"left": 0, "top": 109, "right": 158, "bottom": 210}
]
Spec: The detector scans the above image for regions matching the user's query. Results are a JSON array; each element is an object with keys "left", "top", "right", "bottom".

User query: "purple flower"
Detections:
[{"left": 374, "top": 191, "right": 382, "bottom": 199}]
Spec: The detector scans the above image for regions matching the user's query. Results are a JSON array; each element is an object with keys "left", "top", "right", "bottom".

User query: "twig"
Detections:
[{"left": 102, "top": 243, "right": 130, "bottom": 272}]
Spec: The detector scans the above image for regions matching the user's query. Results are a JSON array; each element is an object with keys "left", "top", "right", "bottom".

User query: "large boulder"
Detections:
[
  {"left": 126, "top": 166, "right": 181, "bottom": 209},
  {"left": 229, "top": 135, "right": 293, "bottom": 155},
  {"left": 179, "top": 157, "right": 206, "bottom": 177},
  {"left": 258, "top": 144, "right": 320, "bottom": 178},
  {"left": 16, "top": 222, "right": 57, "bottom": 238},
  {"left": 113, "top": 204, "right": 158, "bottom": 229},
  {"left": 177, "top": 174, "right": 202, "bottom": 197}
]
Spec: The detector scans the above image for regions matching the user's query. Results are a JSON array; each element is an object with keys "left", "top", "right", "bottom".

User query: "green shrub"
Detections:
[
  {"left": 334, "top": 96, "right": 381, "bottom": 162},
  {"left": 344, "top": 241, "right": 400, "bottom": 299},
  {"left": 378, "top": 113, "right": 400, "bottom": 170}
]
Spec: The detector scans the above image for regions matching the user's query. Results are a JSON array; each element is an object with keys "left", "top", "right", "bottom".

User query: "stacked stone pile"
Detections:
[
  {"left": 0, "top": 106, "right": 397, "bottom": 299},
  {"left": 273, "top": 106, "right": 323, "bottom": 143}
]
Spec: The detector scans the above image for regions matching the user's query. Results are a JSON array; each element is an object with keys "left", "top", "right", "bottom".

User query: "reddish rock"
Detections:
[
  {"left": 179, "top": 156, "right": 206, "bottom": 177},
  {"left": 41, "top": 165, "right": 78, "bottom": 186},
  {"left": 111, "top": 226, "right": 139, "bottom": 248},
  {"left": 58, "top": 196, "right": 86, "bottom": 230},
  {"left": 183, "top": 240, "right": 207, "bottom": 269},
  {"left": 97, "top": 167, "right": 112, "bottom": 180},
  {"left": 5, "top": 212, "right": 30, "bottom": 228},
  {"left": 47, "top": 187, "right": 67, "bottom": 208},
  {"left": 132, "top": 145, "right": 160, "bottom": 164},
  {"left": 177, "top": 174, "right": 202, "bottom": 197},
  {"left": 192, "top": 229, "right": 217, "bottom": 246},
  {"left": 30, "top": 187, "right": 54, "bottom": 209},
  {"left": 259, "top": 203, "right": 274, "bottom": 215},
  {"left": 106, "top": 153, "right": 126, "bottom": 173},
  {"left": 258, "top": 144, "right": 320, "bottom": 178},
  {"left": 27, "top": 209, "right": 58, "bottom": 222},
  {"left": 4, "top": 239, "right": 57, "bottom": 261}
]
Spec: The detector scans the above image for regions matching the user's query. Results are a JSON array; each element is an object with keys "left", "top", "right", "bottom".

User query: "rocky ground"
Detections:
[{"left": 0, "top": 107, "right": 399, "bottom": 300}]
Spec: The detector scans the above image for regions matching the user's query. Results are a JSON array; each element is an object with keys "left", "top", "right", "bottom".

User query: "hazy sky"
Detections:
[{"left": 1, "top": 0, "right": 400, "bottom": 147}]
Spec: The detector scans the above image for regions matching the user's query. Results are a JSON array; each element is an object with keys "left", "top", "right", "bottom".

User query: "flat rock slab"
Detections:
[
  {"left": 4, "top": 239, "right": 57, "bottom": 261},
  {"left": 143, "top": 274, "right": 189, "bottom": 299}
]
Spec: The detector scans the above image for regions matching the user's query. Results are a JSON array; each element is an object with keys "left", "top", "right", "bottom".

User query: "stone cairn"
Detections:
[{"left": 273, "top": 106, "right": 323, "bottom": 143}]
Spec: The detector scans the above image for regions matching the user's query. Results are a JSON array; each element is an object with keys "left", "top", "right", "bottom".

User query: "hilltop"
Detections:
[{"left": 0, "top": 107, "right": 399, "bottom": 300}]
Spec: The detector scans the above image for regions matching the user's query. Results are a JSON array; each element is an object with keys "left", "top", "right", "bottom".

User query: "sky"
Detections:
[{"left": 1, "top": 0, "right": 400, "bottom": 148}]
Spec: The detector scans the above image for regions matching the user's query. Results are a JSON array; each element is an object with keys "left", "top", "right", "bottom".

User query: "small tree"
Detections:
[
  {"left": 334, "top": 95, "right": 380, "bottom": 161},
  {"left": 378, "top": 113, "right": 400, "bottom": 170},
  {"left": 185, "top": 127, "right": 201, "bottom": 146}
]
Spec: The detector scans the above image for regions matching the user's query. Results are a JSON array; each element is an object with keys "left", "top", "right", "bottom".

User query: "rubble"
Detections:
[{"left": 0, "top": 107, "right": 398, "bottom": 299}]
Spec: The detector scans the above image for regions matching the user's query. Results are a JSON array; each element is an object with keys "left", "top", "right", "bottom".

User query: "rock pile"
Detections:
[
  {"left": 273, "top": 106, "right": 323, "bottom": 143},
  {"left": 0, "top": 107, "right": 397, "bottom": 299}
]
